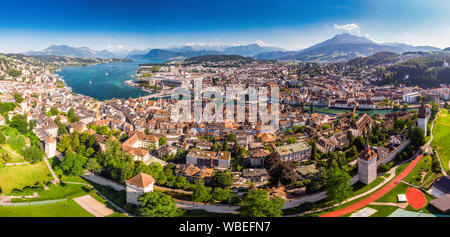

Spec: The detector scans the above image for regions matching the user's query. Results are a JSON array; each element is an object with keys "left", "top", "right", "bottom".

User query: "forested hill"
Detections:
[
  {"left": 184, "top": 54, "right": 256, "bottom": 63},
  {"left": 375, "top": 52, "right": 450, "bottom": 88},
  {"left": 347, "top": 52, "right": 399, "bottom": 67}
]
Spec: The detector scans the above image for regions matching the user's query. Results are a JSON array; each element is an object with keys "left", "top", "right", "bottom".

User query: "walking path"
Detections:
[
  {"left": 174, "top": 199, "right": 239, "bottom": 214},
  {"left": 5, "top": 161, "right": 29, "bottom": 166},
  {"left": 43, "top": 158, "right": 59, "bottom": 184},
  {"left": 94, "top": 192, "right": 135, "bottom": 217},
  {"left": 285, "top": 169, "right": 396, "bottom": 217},
  {"left": 0, "top": 193, "right": 39, "bottom": 204},
  {"left": 371, "top": 202, "right": 409, "bottom": 208},
  {"left": 320, "top": 153, "right": 423, "bottom": 217},
  {"left": 0, "top": 144, "right": 23, "bottom": 159},
  {"left": 73, "top": 195, "right": 114, "bottom": 217}
]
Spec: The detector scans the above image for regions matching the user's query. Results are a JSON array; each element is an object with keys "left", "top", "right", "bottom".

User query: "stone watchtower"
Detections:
[
  {"left": 418, "top": 102, "right": 428, "bottom": 137},
  {"left": 125, "top": 172, "right": 155, "bottom": 205},
  {"left": 44, "top": 137, "right": 57, "bottom": 158},
  {"left": 358, "top": 139, "right": 378, "bottom": 185}
]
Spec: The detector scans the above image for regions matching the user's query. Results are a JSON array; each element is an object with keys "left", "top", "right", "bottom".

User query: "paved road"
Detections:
[{"left": 320, "top": 153, "right": 423, "bottom": 217}]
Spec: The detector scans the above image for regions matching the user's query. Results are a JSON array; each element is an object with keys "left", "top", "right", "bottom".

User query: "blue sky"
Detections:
[{"left": 1, "top": 0, "right": 449, "bottom": 53}]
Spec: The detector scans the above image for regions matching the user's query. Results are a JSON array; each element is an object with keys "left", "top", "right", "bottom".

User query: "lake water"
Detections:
[{"left": 56, "top": 60, "right": 159, "bottom": 101}]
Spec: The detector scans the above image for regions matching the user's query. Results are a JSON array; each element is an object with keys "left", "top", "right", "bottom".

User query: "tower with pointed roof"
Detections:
[
  {"left": 418, "top": 102, "right": 429, "bottom": 137},
  {"left": 358, "top": 136, "right": 377, "bottom": 185},
  {"left": 125, "top": 172, "right": 155, "bottom": 205},
  {"left": 44, "top": 137, "right": 56, "bottom": 158}
]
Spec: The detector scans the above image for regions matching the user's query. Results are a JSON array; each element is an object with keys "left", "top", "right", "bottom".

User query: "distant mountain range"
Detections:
[
  {"left": 25, "top": 45, "right": 118, "bottom": 59},
  {"left": 255, "top": 33, "right": 442, "bottom": 62},
  {"left": 126, "top": 43, "right": 285, "bottom": 61},
  {"left": 25, "top": 34, "right": 447, "bottom": 62}
]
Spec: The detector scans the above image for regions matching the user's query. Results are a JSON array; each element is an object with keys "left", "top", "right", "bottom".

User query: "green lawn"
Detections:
[
  {"left": 375, "top": 182, "right": 410, "bottom": 203},
  {"left": 403, "top": 155, "right": 441, "bottom": 187},
  {"left": 0, "top": 161, "right": 53, "bottom": 193},
  {"left": 301, "top": 194, "right": 370, "bottom": 217},
  {"left": 11, "top": 183, "right": 90, "bottom": 202},
  {"left": 395, "top": 162, "right": 409, "bottom": 175},
  {"left": 0, "top": 199, "right": 93, "bottom": 217},
  {"left": 7, "top": 180, "right": 128, "bottom": 217},
  {"left": 431, "top": 109, "right": 450, "bottom": 173},
  {"left": 367, "top": 205, "right": 399, "bottom": 217},
  {"left": 0, "top": 146, "right": 24, "bottom": 163},
  {"left": 352, "top": 175, "right": 387, "bottom": 197}
]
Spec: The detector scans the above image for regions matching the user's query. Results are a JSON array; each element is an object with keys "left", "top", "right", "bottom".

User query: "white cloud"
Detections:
[{"left": 334, "top": 23, "right": 361, "bottom": 33}]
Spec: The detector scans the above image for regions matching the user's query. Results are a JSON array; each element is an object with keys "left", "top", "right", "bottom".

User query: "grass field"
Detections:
[
  {"left": 11, "top": 183, "right": 91, "bottom": 202},
  {"left": 0, "top": 161, "right": 53, "bottom": 193},
  {"left": 0, "top": 145, "right": 24, "bottom": 163},
  {"left": 4, "top": 180, "right": 128, "bottom": 217},
  {"left": 0, "top": 199, "right": 93, "bottom": 217},
  {"left": 403, "top": 155, "right": 441, "bottom": 187},
  {"left": 352, "top": 175, "right": 388, "bottom": 197},
  {"left": 431, "top": 109, "right": 450, "bottom": 173},
  {"left": 367, "top": 205, "right": 399, "bottom": 217}
]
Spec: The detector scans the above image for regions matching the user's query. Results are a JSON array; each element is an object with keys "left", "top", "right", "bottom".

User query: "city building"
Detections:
[
  {"left": 186, "top": 149, "right": 231, "bottom": 169},
  {"left": 274, "top": 141, "right": 311, "bottom": 162}
]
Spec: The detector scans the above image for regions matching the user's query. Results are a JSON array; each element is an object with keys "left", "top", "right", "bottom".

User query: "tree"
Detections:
[
  {"left": 22, "top": 145, "right": 45, "bottom": 164},
  {"left": 310, "top": 103, "right": 315, "bottom": 113},
  {"left": 347, "top": 130, "right": 354, "bottom": 145},
  {"left": 86, "top": 158, "right": 101, "bottom": 173},
  {"left": 212, "top": 188, "right": 238, "bottom": 204},
  {"left": 192, "top": 180, "right": 212, "bottom": 203},
  {"left": 225, "top": 133, "right": 237, "bottom": 142},
  {"left": 267, "top": 159, "right": 298, "bottom": 187},
  {"left": 13, "top": 93, "right": 24, "bottom": 103},
  {"left": 232, "top": 144, "right": 248, "bottom": 171},
  {"left": 238, "top": 189, "right": 284, "bottom": 217},
  {"left": 138, "top": 191, "right": 181, "bottom": 217},
  {"left": 67, "top": 108, "right": 78, "bottom": 123},
  {"left": 7, "top": 134, "right": 26, "bottom": 150},
  {"left": 346, "top": 145, "right": 358, "bottom": 159},
  {"left": 158, "top": 137, "right": 166, "bottom": 146},
  {"left": 223, "top": 140, "right": 229, "bottom": 151},
  {"left": 286, "top": 137, "right": 297, "bottom": 144},
  {"left": 0, "top": 134, "right": 6, "bottom": 144},
  {"left": 353, "top": 136, "right": 366, "bottom": 152},
  {"left": 311, "top": 142, "right": 318, "bottom": 160},
  {"left": 60, "top": 150, "right": 87, "bottom": 176},
  {"left": 324, "top": 167, "right": 353, "bottom": 203},
  {"left": 9, "top": 115, "right": 29, "bottom": 134},
  {"left": 210, "top": 170, "right": 233, "bottom": 188},
  {"left": 408, "top": 126, "right": 425, "bottom": 148}
]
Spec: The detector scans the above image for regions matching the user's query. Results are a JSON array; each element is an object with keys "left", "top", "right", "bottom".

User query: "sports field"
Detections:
[{"left": 431, "top": 109, "right": 450, "bottom": 172}]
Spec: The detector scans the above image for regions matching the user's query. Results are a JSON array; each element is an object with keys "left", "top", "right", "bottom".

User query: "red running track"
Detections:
[
  {"left": 406, "top": 187, "right": 427, "bottom": 210},
  {"left": 321, "top": 154, "right": 423, "bottom": 217}
]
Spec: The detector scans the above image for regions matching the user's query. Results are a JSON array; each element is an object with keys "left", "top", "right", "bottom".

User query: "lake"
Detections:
[{"left": 56, "top": 60, "right": 160, "bottom": 101}]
